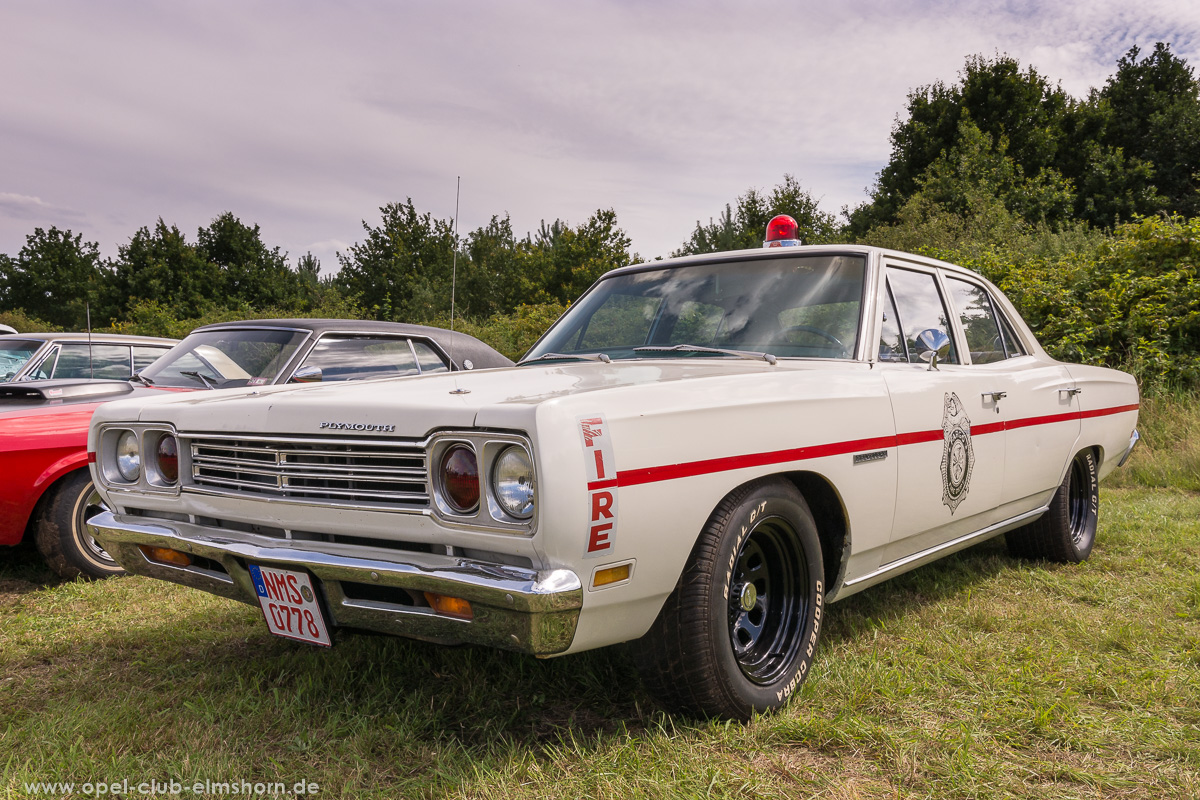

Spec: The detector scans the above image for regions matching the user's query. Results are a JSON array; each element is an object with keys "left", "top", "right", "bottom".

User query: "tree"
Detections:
[
  {"left": 1, "top": 227, "right": 107, "bottom": 328},
  {"left": 849, "top": 54, "right": 1071, "bottom": 234},
  {"left": 196, "top": 212, "right": 301, "bottom": 309},
  {"left": 539, "top": 209, "right": 636, "bottom": 302},
  {"left": 1096, "top": 43, "right": 1200, "bottom": 219},
  {"left": 296, "top": 252, "right": 321, "bottom": 285},
  {"left": 106, "top": 220, "right": 221, "bottom": 321},
  {"left": 675, "top": 175, "right": 837, "bottom": 256},
  {"left": 335, "top": 200, "right": 457, "bottom": 322}
]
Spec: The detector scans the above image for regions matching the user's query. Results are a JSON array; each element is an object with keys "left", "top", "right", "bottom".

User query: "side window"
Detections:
[
  {"left": 878, "top": 284, "right": 908, "bottom": 362},
  {"left": 886, "top": 267, "right": 959, "bottom": 364},
  {"left": 54, "top": 344, "right": 133, "bottom": 379},
  {"left": 29, "top": 346, "right": 60, "bottom": 379},
  {"left": 945, "top": 277, "right": 1007, "bottom": 364},
  {"left": 575, "top": 295, "right": 660, "bottom": 350},
  {"left": 133, "top": 346, "right": 168, "bottom": 373},
  {"left": 411, "top": 341, "right": 449, "bottom": 373},
  {"left": 298, "top": 336, "right": 419, "bottom": 381},
  {"left": 995, "top": 306, "right": 1027, "bottom": 358}
]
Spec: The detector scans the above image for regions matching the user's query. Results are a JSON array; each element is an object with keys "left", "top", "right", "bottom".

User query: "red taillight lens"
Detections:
[
  {"left": 156, "top": 434, "right": 179, "bottom": 484},
  {"left": 440, "top": 444, "right": 479, "bottom": 513}
]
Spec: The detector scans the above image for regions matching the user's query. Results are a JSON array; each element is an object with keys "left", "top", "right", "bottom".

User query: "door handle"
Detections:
[
  {"left": 1059, "top": 387, "right": 1083, "bottom": 397},
  {"left": 982, "top": 391, "right": 1006, "bottom": 413}
]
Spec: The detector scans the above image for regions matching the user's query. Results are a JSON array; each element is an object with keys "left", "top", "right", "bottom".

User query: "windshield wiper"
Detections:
[
  {"left": 130, "top": 372, "right": 155, "bottom": 386},
  {"left": 180, "top": 370, "right": 220, "bottom": 390},
  {"left": 518, "top": 352, "right": 612, "bottom": 365},
  {"left": 633, "top": 344, "right": 778, "bottom": 365}
]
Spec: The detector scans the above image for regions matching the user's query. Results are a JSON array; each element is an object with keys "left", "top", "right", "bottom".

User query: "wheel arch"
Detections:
[
  {"left": 782, "top": 470, "right": 850, "bottom": 599},
  {"left": 2, "top": 452, "right": 91, "bottom": 546}
]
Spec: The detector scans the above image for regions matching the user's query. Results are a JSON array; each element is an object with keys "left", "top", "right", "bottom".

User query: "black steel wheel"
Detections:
[
  {"left": 34, "top": 469, "right": 124, "bottom": 580},
  {"left": 633, "top": 478, "right": 824, "bottom": 719},
  {"left": 1006, "top": 450, "right": 1099, "bottom": 563}
]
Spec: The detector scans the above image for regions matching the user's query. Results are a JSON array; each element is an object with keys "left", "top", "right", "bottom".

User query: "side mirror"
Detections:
[
  {"left": 914, "top": 328, "right": 951, "bottom": 370},
  {"left": 290, "top": 365, "right": 323, "bottom": 383}
]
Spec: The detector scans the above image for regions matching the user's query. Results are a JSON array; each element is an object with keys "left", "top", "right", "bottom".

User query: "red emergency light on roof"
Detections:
[{"left": 764, "top": 214, "right": 801, "bottom": 248}]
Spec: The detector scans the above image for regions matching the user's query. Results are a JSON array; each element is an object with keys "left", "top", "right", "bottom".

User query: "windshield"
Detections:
[
  {"left": 525, "top": 254, "right": 866, "bottom": 362},
  {"left": 0, "top": 338, "right": 44, "bottom": 381},
  {"left": 139, "top": 328, "right": 308, "bottom": 388}
]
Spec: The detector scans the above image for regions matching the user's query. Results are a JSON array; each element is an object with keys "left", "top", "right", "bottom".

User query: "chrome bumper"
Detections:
[
  {"left": 1117, "top": 429, "right": 1141, "bottom": 468},
  {"left": 87, "top": 511, "right": 582, "bottom": 656}
]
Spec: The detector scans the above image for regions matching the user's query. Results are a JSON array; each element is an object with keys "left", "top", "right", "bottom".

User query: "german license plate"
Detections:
[{"left": 248, "top": 564, "right": 332, "bottom": 647}]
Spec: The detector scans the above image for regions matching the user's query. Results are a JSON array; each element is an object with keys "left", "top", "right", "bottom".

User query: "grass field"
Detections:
[
  {"left": 4, "top": 394, "right": 1199, "bottom": 799},
  {"left": 3, "top": 482, "right": 1197, "bottom": 800}
]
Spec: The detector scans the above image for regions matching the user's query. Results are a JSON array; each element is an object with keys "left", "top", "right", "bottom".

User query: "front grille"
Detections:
[{"left": 187, "top": 435, "right": 428, "bottom": 510}]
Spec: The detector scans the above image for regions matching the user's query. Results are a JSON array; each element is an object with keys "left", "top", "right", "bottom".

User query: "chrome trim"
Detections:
[
  {"left": 843, "top": 505, "right": 1049, "bottom": 588},
  {"left": 1117, "top": 429, "right": 1141, "bottom": 468},
  {"left": 95, "top": 423, "right": 182, "bottom": 496},
  {"left": 429, "top": 432, "right": 537, "bottom": 533},
  {"left": 186, "top": 434, "right": 429, "bottom": 509},
  {"left": 88, "top": 511, "right": 581, "bottom": 656}
]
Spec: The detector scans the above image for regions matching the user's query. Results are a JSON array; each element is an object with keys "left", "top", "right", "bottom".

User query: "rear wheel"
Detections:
[
  {"left": 1005, "top": 450, "right": 1099, "bottom": 563},
  {"left": 35, "top": 470, "right": 124, "bottom": 580},
  {"left": 633, "top": 479, "right": 824, "bottom": 719}
]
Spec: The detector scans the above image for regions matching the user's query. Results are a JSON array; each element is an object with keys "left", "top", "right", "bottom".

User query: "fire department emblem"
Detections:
[{"left": 940, "top": 392, "right": 974, "bottom": 513}]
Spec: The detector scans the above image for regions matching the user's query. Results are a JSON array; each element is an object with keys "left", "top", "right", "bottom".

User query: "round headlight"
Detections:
[
  {"left": 156, "top": 434, "right": 179, "bottom": 484},
  {"left": 440, "top": 444, "right": 479, "bottom": 513},
  {"left": 492, "top": 446, "right": 535, "bottom": 519},
  {"left": 116, "top": 431, "right": 141, "bottom": 482}
]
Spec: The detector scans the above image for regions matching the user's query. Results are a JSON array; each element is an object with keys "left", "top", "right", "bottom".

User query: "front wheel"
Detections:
[
  {"left": 633, "top": 479, "right": 824, "bottom": 719},
  {"left": 34, "top": 470, "right": 124, "bottom": 580},
  {"left": 1005, "top": 450, "right": 1099, "bottom": 563}
]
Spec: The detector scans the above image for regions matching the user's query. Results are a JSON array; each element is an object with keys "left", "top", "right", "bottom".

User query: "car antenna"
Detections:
[
  {"left": 87, "top": 302, "right": 94, "bottom": 379},
  {"left": 449, "top": 176, "right": 469, "bottom": 395}
]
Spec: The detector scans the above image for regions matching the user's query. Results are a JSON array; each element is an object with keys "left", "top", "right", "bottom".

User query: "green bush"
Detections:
[
  {"left": 104, "top": 295, "right": 369, "bottom": 340},
  {"left": 429, "top": 302, "right": 568, "bottom": 362},
  {"left": 946, "top": 215, "right": 1200, "bottom": 390},
  {"left": 0, "top": 309, "right": 63, "bottom": 333}
]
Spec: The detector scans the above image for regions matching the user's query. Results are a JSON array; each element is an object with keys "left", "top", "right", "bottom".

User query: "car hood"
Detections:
[{"left": 92, "top": 359, "right": 863, "bottom": 440}]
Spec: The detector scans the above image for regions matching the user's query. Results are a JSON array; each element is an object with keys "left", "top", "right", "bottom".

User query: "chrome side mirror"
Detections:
[
  {"left": 914, "top": 328, "right": 951, "bottom": 371},
  {"left": 290, "top": 365, "right": 323, "bottom": 383}
]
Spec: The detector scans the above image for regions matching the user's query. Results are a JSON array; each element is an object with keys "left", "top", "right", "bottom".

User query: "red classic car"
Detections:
[{"left": 1, "top": 319, "right": 512, "bottom": 579}]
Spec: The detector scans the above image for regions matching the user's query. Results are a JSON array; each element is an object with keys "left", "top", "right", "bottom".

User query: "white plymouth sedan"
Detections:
[{"left": 87, "top": 230, "right": 1140, "bottom": 719}]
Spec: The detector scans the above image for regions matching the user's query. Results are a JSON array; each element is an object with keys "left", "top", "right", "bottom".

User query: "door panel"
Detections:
[
  {"left": 997, "top": 359, "right": 1080, "bottom": 514},
  {"left": 883, "top": 364, "right": 1008, "bottom": 562}
]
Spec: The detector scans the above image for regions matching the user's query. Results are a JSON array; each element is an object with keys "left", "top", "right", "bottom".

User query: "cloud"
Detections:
[
  {"left": 0, "top": 192, "right": 84, "bottom": 223},
  {"left": 1, "top": 1, "right": 1198, "bottom": 264}
]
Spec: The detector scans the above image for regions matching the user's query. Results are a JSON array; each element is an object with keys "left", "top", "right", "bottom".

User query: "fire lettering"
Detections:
[
  {"left": 579, "top": 414, "right": 618, "bottom": 558},
  {"left": 588, "top": 523, "right": 613, "bottom": 553},
  {"left": 580, "top": 417, "right": 603, "bottom": 448},
  {"left": 591, "top": 491, "right": 614, "bottom": 520}
]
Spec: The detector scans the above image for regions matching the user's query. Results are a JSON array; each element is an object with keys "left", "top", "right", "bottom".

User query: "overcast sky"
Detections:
[{"left": 3, "top": 1, "right": 1199, "bottom": 273}]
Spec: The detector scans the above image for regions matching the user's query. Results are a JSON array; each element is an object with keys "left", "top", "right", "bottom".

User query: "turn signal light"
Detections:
[
  {"left": 139, "top": 545, "right": 192, "bottom": 567},
  {"left": 592, "top": 563, "right": 632, "bottom": 588},
  {"left": 423, "top": 592, "right": 473, "bottom": 620}
]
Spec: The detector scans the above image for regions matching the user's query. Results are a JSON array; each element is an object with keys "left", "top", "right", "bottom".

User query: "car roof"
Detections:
[
  {"left": 603, "top": 244, "right": 986, "bottom": 283},
  {"left": 3, "top": 332, "right": 178, "bottom": 345},
  {"left": 191, "top": 318, "right": 513, "bottom": 369}
]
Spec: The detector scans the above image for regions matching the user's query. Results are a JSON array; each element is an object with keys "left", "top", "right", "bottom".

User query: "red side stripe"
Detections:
[
  {"left": 895, "top": 430, "right": 941, "bottom": 446},
  {"left": 611, "top": 434, "right": 896, "bottom": 489},
  {"left": 1080, "top": 403, "right": 1140, "bottom": 419},
  {"left": 603, "top": 402, "right": 1138, "bottom": 489}
]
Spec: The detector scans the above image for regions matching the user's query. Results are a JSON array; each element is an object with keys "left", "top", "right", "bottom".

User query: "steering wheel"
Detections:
[{"left": 774, "top": 325, "right": 848, "bottom": 356}]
